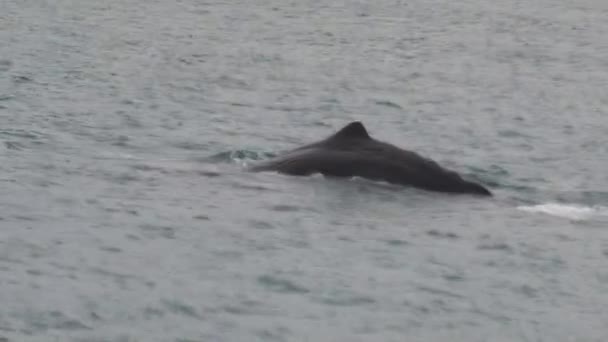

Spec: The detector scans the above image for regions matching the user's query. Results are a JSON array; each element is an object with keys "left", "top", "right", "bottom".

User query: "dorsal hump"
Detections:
[{"left": 329, "top": 121, "right": 371, "bottom": 140}]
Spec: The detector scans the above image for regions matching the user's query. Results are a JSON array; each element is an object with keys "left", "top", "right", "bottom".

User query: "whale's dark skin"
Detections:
[{"left": 249, "top": 121, "right": 492, "bottom": 196}]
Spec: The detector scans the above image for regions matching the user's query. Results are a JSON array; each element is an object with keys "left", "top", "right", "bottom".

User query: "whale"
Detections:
[{"left": 249, "top": 121, "right": 492, "bottom": 196}]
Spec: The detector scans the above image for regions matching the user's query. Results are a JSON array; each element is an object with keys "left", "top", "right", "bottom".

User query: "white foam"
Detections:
[{"left": 518, "top": 203, "right": 608, "bottom": 221}]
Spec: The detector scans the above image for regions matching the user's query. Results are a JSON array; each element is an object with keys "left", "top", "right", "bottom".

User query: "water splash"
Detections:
[{"left": 518, "top": 203, "right": 608, "bottom": 221}]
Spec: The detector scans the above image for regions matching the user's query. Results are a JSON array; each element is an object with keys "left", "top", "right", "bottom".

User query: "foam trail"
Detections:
[{"left": 518, "top": 203, "right": 608, "bottom": 221}]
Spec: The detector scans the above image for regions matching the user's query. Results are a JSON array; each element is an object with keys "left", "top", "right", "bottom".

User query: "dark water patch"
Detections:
[
  {"left": 477, "top": 242, "right": 513, "bottom": 252},
  {"left": 13, "top": 215, "right": 36, "bottom": 222},
  {"left": 229, "top": 102, "right": 254, "bottom": 108},
  {"left": 26, "top": 269, "right": 42, "bottom": 276},
  {"left": 255, "top": 326, "right": 291, "bottom": 342},
  {"left": 19, "top": 311, "right": 91, "bottom": 333},
  {"left": 213, "top": 250, "right": 243, "bottom": 260},
  {"left": 172, "top": 141, "right": 212, "bottom": 151},
  {"left": 596, "top": 272, "right": 608, "bottom": 286},
  {"left": 102, "top": 205, "right": 141, "bottom": 217},
  {"left": 385, "top": 239, "right": 409, "bottom": 246},
  {"left": 33, "top": 179, "right": 60, "bottom": 188},
  {"left": 193, "top": 214, "right": 210, "bottom": 220},
  {"left": 427, "top": 230, "right": 459, "bottom": 239},
  {"left": 100, "top": 246, "right": 122, "bottom": 253},
  {"left": 12, "top": 75, "right": 33, "bottom": 84},
  {"left": 402, "top": 299, "right": 431, "bottom": 315},
  {"left": 318, "top": 103, "right": 335, "bottom": 113},
  {"left": 0, "top": 129, "right": 49, "bottom": 145},
  {"left": 4, "top": 141, "right": 24, "bottom": 150},
  {"left": 249, "top": 220, "right": 274, "bottom": 230},
  {"left": 310, "top": 119, "right": 334, "bottom": 128},
  {"left": 251, "top": 52, "right": 283, "bottom": 63},
  {"left": 374, "top": 99, "right": 402, "bottom": 109},
  {"left": 257, "top": 275, "right": 309, "bottom": 294},
  {"left": 111, "top": 135, "right": 130, "bottom": 147},
  {"left": 442, "top": 274, "right": 465, "bottom": 282},
  {"left": 143, "top": 307, "right": 165, "bottom": 319},
  {"left": 89, "top": 311, "right": 102, "bottom": 321},
  {"left": 216, "top": 75, "right": 250, "bottom": 89},
  {"left": 0, "top": 59, "right": 12, "bottom": 72},
  {"left": 529, "top": 155, "right": 561, "bottom": 163},
  {"left": 246, "top": 239, "right": 279, "bottom": 252},
  {"left": 470, "top": 306, "right": 512, "bottom": 323},
  {"left": 0, "top": 179, "right": 16, "bottom": 186},
  {"left": 551, "top": 191, "right": 608, "bottom": 206},
  {"left": 54, "top": 319, "right": 91, "bottom": 331},
  {"left": 131, "top": 164, "right": 169, "bottom": 174},
  {"left": 48, "top": 262, "right": 77, "bottom": 272},
  {"left": 264, "top": 105, "right": 311, "bottom": 113},
  {"left": 120, "top": 98, "right": 141, "bottom": 106},
  {"left": 554, "top": 233, "right": 576, "bottom": 242},
  {"left": 315, "top": 293, "right": 376, "bottom": 307},
  {"left": 126, "top": 234, "right": 141, "bottom": 241},
  {"left": 336, "top": 234, "right": 354, "bottom": 243},
  {"left": 121, "top": 114, "right": 143, "bottom": 128},
  {"left": 99, "top": 171, "right": 141, "bottom": 185},
  {"left": 230, "top": 181, "right": 276, "bottom": 192},
  {"left": 517, "top": 285, "right": 539, "bottom": 298},
  {"left": 270, "top": 204, "right": 306, "bottom": 212},
  {"left": 161, "top": 299, "right": 202, "bottom": 319},
  {"left": 197, "top": 170, "right": 221, "bottom": 178},
  {"left": 222, "top": 306, "right": 250, "bottom": 315},
  {"left": 579, "top": 191, "right": 608, "bottom": 204},
  {"left": 416, "top": 285, "right": 464, "bottom": 299},
  {"left": 72, "top": 336, "right": 132, "bottom": 342},
  {"left": 89, "top": 267, "right": 136, "bottom": 287},
  {"left": 515, "top": 176, "right": 549, "bottom": 184},
  {"left": 498, "top": 129, "right": 534, "bottom": 139},
  {"left": 218, "top": 299, "right": 269, "bottom": 316},
  {"left": 139, "top": 224, "right": 176, "bottom": 239}
]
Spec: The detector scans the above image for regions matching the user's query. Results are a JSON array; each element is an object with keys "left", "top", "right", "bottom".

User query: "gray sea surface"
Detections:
[{"left": 1, "top": 1, "right": 608, "bottom": 341}]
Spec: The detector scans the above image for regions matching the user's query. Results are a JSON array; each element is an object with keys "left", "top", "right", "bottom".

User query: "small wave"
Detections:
[{"left": 517, "top": 203, "right": 608, "bottom": 221}]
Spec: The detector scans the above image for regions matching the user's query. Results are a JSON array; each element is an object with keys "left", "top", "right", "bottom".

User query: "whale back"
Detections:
[{"left": 249, "top": 121, "right": 492, "bottom": 196}]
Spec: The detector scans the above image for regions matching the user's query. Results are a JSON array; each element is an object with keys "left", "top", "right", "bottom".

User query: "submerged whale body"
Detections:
[{"left": 249, "top": 121, "right": 492, "bottom": 196}]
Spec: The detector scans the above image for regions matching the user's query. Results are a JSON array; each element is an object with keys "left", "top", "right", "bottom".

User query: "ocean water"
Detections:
[{"left": 1, "top": 1, "right": 608, "bottom": 341}]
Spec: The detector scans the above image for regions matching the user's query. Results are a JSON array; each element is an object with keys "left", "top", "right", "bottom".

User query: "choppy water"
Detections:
[{"left": 1, "top": 1, "right": 608, "bottom": 341}]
